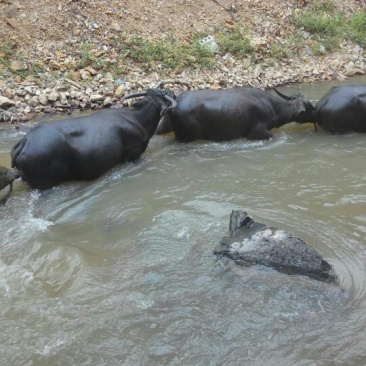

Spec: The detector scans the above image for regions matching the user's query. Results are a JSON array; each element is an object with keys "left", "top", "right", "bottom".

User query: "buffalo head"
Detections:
[
  {"left": 123, "top": 88, "right": 177, "bottom": 116},
  {"left": 274, "top": 88, "right": 316, "bottom": 130}
]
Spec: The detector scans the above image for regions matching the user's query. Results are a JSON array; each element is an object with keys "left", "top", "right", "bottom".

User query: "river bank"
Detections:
[
  {"left": 0, "top": 0, "right": 365, "bottom": 124},
  {"left": 1, "top": 45, "right": 364, "bottom": 125}
]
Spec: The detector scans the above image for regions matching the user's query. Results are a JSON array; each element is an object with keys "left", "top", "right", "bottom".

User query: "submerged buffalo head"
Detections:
[{"left": 0, "top": 166, "right": 20, "bottom": 205}]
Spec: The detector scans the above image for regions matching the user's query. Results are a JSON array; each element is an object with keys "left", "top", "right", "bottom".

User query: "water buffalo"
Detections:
[
  {"left": 0, "top": 166, "right": 20, "bottom": 204},
  {"left": 315, "top": 84, "right": 366, "bottom": 133},
  {"left": 11, "top": 89, "right": 176, "bottom": 190},
  {"left": 214, "top": 210, "right": 335, "bottom": 282},
  {"left": 156, "top": 87, "right": 315, "bottom": 142}
]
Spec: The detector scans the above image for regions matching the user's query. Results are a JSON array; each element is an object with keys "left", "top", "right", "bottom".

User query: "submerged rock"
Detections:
[{"left": 214, "top": 210, "right": 336, "bottom": 282}]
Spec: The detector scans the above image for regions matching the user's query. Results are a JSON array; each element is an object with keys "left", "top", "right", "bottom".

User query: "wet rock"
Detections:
[{"left": 215, "top": 210, "right": 336, "bottom": 282}]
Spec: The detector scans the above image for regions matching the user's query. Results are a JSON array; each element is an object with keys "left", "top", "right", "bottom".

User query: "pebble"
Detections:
[{"left": 0, "top": 96, "right": 15, "bottom": 109}]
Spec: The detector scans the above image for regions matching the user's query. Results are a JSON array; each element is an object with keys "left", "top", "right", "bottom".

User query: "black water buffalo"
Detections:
[
  {"left": 156, "top": 87, "right": 315, "bottom": 142},
  {"left": 11, "top": 89, "right": 176, "bottom": 190},
  {"left": 214, "top": 210, "right": 335, "bottom": 282},
  {"left": 0, "top": 166, "right": 20, "bottom": 204},
  {"left": 315, "top": 84, "right": 366, "bottom": 133}
]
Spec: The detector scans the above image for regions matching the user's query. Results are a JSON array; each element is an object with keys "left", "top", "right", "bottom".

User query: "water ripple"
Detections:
[{"left": 1, "top": 105, "right": 366, "bottom": 365}]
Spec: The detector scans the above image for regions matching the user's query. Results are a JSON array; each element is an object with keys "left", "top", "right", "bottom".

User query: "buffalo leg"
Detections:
[{"left": 247, "top": 125, "right": 272, "bottom": 140}]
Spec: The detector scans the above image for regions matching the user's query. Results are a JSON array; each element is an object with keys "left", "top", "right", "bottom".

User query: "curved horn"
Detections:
[
  {"left": 273, "top": 88, "right": 294, "bottom": 101},
  {"left": 164, "top": 94, "right": 177, "bottom": 109},
  {"left": 122, "top": 91, "right": 147, "bottom": 100},
  {"left": 155, "top": 79, "right": 191, "bottom": 90}
]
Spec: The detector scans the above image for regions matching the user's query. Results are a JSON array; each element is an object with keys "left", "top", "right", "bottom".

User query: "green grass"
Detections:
[
  {"left": 0, "top": 41, "right": 14, "bottom": 67},
  {"left": 293, "top": 1, "right": 366, "bottom": 52},
  {"left": 215, "top": 26, "right": 253, "bottom": 57},
  {"left": 119, "top": 26, "right": 255, "bottom": 72},
  {"left": 77, "top": 43, "right": 107, "bottom": 70},
  {"left": 29, "top": 61, "right": 46, "bottom": 75},
  {"left": 125, "top": 36, "right": 216, "bottom": 70},
  {"left": 348, "top": 9, "right": 366, "bottom": 47},
  {"left": 292, "top": 1, "right": 345, "bottom": 52},
  {"left": 310, "top": 0, "right": 336, "bottom": 13}
]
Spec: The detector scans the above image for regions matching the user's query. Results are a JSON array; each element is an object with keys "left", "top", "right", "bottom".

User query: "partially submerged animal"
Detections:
[
  {"left": 0, "top": 166, "right": 20, "bottom": 205},
  {"left": 214, "top": 210, "right": 335, "bottom": 282},
  {"left": 315, "top": 84, "right": 366, "bottom": 133},
  {"left": 11, "top": 89, "right": 176, "bottom": 190},
  {"left": 157, "top": 87, "right": 316, "bottom": 142}
]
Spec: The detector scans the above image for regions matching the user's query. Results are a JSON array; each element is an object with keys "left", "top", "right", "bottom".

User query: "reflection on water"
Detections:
[{"left": 0, "top": 77, "right": 366, "bottom": 365}]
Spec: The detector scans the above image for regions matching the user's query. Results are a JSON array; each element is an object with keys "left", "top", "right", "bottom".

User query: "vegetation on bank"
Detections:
[
  {"left": 0, "top": 0, "right": 365, "bottom": 80},
  {"left": 292, "top": 1, "right": 366, "bottom": 55},
  {"left": 113, "top": 2, "right": 366, "bottom": 72}
]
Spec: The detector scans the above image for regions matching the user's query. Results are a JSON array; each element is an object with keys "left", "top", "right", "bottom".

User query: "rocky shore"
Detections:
[
  {"left": 1, "top": 43, "right": 364, "bottom": 125},
  {"left": 0, "top": 0, "right": 365, "bottom": 124}
]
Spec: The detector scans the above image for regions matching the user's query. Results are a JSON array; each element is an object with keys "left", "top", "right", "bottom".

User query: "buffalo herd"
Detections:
[{"left": 1, "top": 82, "right": 365, "bottom": 281}]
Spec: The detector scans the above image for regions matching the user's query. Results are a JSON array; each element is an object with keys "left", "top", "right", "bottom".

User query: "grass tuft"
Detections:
[
  {"left": 77, "top": 43, "right": 107, "bottom": 70},
  {"left": 215, "top": 26, "right": 253, "bottom": 57}
]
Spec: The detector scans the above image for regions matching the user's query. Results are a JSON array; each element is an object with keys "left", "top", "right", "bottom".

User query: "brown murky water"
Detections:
[{"left": 0, "top": 76, "right": 366, "bottom": 365}]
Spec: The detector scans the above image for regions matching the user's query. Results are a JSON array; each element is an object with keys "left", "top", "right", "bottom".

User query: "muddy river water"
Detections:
[{"left": 0, "top": 76, "right": 366, "bottom": 365}]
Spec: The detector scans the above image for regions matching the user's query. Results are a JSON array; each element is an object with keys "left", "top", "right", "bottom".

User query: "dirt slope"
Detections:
[{"left": 0, "top": 0, "right": 362, "bottom": 66}]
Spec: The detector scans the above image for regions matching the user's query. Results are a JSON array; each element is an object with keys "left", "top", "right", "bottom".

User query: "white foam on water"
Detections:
[
  {"left": 0, "top": 258, "right": 38, "bottom": 298},
  {"left": 1, "top": 190, "right": 54, "bottom": 249}
]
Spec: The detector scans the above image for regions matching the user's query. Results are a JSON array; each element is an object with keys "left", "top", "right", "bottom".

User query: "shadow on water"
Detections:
[{"left": 0, "top": 76, "right": 366, "bottom": 365}]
